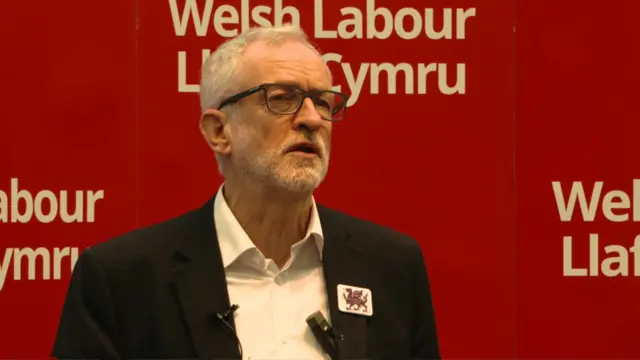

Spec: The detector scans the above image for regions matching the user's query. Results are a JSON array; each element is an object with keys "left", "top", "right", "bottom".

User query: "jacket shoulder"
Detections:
[
  {"left": 82, "top": 199, "right": 213, "bottom": 265},
  {"left": 318, "top": 204, "right": 422, "bottom": 255}
]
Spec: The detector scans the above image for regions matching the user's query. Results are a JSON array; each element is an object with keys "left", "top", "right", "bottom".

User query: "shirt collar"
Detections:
[{"left": 213, "top": 184, "right": 324, "bottom": 268}]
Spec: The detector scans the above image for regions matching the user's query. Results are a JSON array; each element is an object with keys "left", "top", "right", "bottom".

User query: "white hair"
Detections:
[{"left": 199, "top": 23, "right": 323, "bottom": 113}]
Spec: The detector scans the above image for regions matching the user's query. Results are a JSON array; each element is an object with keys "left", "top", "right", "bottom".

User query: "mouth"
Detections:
[{"left": 285, "top": 142, "right": 320, "bottom": 157}]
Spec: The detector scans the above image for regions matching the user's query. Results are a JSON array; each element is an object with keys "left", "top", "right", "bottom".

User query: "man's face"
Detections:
[{"left": 227, "top": 41, "right": 334, "bottom": 194}]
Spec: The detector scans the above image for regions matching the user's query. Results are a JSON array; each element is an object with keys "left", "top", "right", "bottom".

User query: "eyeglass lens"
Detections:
[{"left": 265, "top": 85, "right": 346, "bottom": 121}]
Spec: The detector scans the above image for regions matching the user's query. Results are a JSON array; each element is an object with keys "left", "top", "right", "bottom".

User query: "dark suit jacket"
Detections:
[{"left": 52, "top": 195, "right": 440, "bottom": 360}]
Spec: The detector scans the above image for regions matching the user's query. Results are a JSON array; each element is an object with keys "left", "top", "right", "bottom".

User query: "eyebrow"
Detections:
[{"left": 273, "top": 81, "right": 331, "bottom": 92}]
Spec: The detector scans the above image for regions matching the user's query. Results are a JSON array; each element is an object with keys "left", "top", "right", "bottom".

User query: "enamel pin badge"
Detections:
[{"left": 337, "top": 284, "right": 373, "bottom": 316}]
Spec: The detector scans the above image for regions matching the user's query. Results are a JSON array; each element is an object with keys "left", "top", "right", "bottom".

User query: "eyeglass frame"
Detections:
[{"left": 216, "top": 82, "right": 350, "bottom": 122}]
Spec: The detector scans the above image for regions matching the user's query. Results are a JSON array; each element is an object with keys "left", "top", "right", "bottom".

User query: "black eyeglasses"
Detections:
[{"left": 217, "top": 83, "right": 349, "bottom": 122}]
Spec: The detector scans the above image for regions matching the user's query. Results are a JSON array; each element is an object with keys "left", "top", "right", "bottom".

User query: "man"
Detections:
[{"left": 52, "top": 24, "right": 440, "bottom": 360}]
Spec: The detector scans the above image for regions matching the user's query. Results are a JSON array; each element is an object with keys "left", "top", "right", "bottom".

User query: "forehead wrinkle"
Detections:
[
  {"left": 265, "top": 67, "right": 331, "bottom": 95},
  {"left": 241, "top": 41, "right": 332, "bottom": 90}
]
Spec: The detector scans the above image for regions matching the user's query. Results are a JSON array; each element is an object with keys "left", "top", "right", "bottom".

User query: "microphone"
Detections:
[
  {"left": 306, "top": 311, "right": 338, "bottom": 360},
  {"left": 216, "top": 304, "right": 239, "bottom": 321},
  {"left": 215, "top": 304, "right": 243, "bottom": 359}
]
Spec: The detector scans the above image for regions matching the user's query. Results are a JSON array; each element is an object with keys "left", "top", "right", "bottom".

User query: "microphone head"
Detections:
[
  {"left": 306, "top": 311, "right": 324, "bottom": 325},
  {"left": 306, "top": 311, "right": 331, "bottom": 332},
  {"left": 217, "top": 304, "right": 240, "bottom": 320},
  {"left": 306, "top": 310, "right": 337, "bottom": 356}
]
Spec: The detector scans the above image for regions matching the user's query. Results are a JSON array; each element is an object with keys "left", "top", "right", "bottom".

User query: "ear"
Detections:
[{"left": 200, "top": 109, "right": 232, "bottom": 156}]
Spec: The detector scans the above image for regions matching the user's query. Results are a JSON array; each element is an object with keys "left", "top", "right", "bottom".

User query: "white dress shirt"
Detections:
[{"left": 213, "top": 185, "right": 330, "bottom": 360}]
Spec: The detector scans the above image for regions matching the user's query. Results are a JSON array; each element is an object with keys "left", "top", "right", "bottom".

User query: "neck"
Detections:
[{"left": 222, "top": 180, "right": 314, "bottom": 267}]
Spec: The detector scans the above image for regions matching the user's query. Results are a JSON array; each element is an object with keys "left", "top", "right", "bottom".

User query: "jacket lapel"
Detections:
[
  {"left": 169, "top": 196, "right": 241, "bottom": 360},
  {"left": 319, "top": 206, "right": 369, "bottom": 360}
]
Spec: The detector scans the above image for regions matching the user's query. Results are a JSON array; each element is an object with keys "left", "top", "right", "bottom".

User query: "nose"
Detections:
[{"left": 293, "top": 98, "right": 325, "bottom": 131}]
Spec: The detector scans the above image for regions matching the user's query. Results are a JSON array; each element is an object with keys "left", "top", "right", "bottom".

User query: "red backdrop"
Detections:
[{"left": 0, "top": 0, "right": 637, "bottom": 358}]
